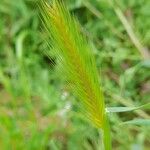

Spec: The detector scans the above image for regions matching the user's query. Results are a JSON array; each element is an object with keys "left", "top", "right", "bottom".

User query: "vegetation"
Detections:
[{"left": 0, "top": 0, "right": 150, "bottom": 149}]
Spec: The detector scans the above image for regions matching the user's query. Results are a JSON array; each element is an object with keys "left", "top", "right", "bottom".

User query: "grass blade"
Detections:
[
  {"left": 120, "top": 119, "right": 150, "bottom": 126},
  {"left": 107, "top": 103, "right": 150, "bottom": 113}
]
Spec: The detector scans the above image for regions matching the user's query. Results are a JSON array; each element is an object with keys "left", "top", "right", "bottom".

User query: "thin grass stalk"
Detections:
[{"left": 103, "top": 114, "right": 112, "bottom": 150}]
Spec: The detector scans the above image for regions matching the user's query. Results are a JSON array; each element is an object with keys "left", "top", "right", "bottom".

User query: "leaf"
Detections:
[
  {"left": 39, "top": 0, "right": 105, "bottom": 128},
  {"left": 106, "top": 102, "right": 150, "bottom": 113},
  {"left": 120, "top": 119, "right": 150, "bottom": 126}
]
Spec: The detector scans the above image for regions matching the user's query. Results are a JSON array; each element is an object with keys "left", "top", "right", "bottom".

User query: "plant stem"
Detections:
[{"left": 103, "top": 113, "right": 112, "bottom": 150}]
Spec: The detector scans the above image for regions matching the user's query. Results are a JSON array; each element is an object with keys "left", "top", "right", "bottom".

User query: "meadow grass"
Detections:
[{"left": 0, "top": 0, "right": 150, "bottom": 149}]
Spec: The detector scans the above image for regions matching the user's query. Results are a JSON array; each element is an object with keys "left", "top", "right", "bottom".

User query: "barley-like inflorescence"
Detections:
[{"left": 39, "top": 0, "right": 105, "bottom": 128}]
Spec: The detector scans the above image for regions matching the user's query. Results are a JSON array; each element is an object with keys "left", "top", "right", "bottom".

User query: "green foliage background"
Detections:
[{"left": 0, "top": 0, "right": 150, "bottom": 149}]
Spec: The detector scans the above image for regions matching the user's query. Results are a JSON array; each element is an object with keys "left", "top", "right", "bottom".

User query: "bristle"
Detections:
[{"left": 39, "top": 0, "right": 105, "bottom": 128}]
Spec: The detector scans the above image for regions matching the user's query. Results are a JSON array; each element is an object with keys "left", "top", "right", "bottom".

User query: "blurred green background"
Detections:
[{"left": 0, "top": 0, "right": 150, "bottom": 149}]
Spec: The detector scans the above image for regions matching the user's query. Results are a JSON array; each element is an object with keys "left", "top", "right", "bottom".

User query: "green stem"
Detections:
[{"left": 103, "top": 113, "right": 112, "bottom": 150}]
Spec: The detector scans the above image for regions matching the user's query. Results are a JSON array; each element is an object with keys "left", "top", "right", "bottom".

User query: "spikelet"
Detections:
[{"left": 39, "top": 0, "right": 105, "bottom": 128}]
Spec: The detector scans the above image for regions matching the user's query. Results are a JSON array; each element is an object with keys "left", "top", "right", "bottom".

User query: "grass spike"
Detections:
[{"left": 39, "top": 0, "right": 105, "bottom": 129}]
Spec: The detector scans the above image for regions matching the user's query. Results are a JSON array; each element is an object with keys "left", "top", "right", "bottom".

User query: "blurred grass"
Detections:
[{"left": 0, "top": 0, "right": 150, "bottom": 149}]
